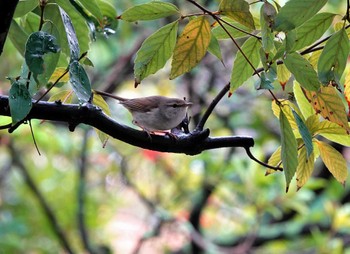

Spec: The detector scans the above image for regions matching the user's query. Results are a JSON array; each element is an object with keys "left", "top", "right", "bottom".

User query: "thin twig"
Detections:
[
  {"left": 35, "top": 52, "right": 87, "bottom": 104},
  {"left": 195, "top": 82, "right": 230, "bottom": 131},
  {"left": 245, "top": 147, "right": 283, "bottom": 171}
]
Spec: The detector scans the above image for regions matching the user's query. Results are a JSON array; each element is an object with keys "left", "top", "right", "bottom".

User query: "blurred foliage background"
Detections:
[{"left": 1, "top": 0, "right": 350, "bottom": 253}]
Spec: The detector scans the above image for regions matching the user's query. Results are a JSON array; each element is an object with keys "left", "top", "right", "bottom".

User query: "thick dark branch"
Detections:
[{"left": 0, "top": 95, "right": 254, "bottom": 155}]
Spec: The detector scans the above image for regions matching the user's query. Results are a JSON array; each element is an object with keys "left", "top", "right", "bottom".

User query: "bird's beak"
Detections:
[{"left": 185, "top": 102, "right": 193, "bottom": 107}]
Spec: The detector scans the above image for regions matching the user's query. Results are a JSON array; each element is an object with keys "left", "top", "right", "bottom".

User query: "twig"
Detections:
[
  {"left": 195, "top": 82, "right": 230, "bottom": 131},
  {"left": 245, "top": 147, "right": 283, "bottom": 171},
  {"left": 8, "top": 142, "right": 75, "bottom": 254}
]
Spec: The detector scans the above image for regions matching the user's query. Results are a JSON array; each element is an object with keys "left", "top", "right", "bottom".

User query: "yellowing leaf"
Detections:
[
  {"left": 49, "top": 67, "right": 70, "bottom": 83},
  {"left": 48, "top": 90, "right": 73, "bottom": 104},
  {"left": 277, "top": 64, "right": 291, "bottom": 90},
  {"left": 293, "top": 82, "right": 314, "bottom": 119},
  {"left": 92, "top": 92, "right": 111, "bottom": 147},
  {"left": 296, "top": 145, "right": 315, "bottom": 190},
  {"left": 219, "top": 0, "right": 255, "bottom": 29},
  {"left": 303, "top": 86, "right": 350, "bottom": 133},
  {"left": 344, "top": 70, "right": 350, "bottom": 114},
  {"left": 170, "top": 17, "right": 211, "bottom": 79},
  {"left": 120, "top": 1, "right": 179, "bottom": 22},
  {"left": 266, "top": 146, "right": 282, "bottom": 175},
  {"left": 317, "top": 140, "right": 348, "bottom": 185},
  {"left": 272, "top": 100, "right": 299, "bottom": 129}
]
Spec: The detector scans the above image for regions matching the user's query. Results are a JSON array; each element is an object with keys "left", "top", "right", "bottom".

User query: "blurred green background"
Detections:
[{"left": 1, "top": 0, "right": 350, "bottom": 253}]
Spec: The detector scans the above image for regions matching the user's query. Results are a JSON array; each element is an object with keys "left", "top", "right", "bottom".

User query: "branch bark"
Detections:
[{"left": 0, "top": 95, "right": 254, "bottom": 155}]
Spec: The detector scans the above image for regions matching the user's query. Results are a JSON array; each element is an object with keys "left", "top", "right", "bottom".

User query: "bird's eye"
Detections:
[{"left": 172, "top": 104, "right": 177, "bottom": 108}]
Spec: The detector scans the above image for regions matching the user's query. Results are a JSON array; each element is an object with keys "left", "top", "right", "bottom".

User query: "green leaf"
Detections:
[
  {"left": 8, "top": 20, "right": 28, "bottom": 56},
  {"left": 170, "top": 17, "right": 211, "bottom": 79},
  {"left": 23, "top": 12, "right": 40, "bottom": 34},
  {"left": 9, "top": 81, "right": 32, "bottom": 124},
  {"left": 291, "top": 109, "right": 313, "bottom": 158},
  {"left": 280, "top": 109, "right": 298, "bottom": 192},
  {"left": 13, "top": 0, "right": 38, "bottom": 18},
  {"left": 96, "top": 0, "right": 118, "bottom": 31},
  {"left": 260, "top": 2, "right": 275, "bottom": 52},
  {"left": 219, "top": 0, "right": 255, "bottom": 29},
  {"left": 257, "top": 71, "right": 274, "bottom": 90},
  {"left": 230, "top": 37, "right": 260, "bottom": 92},
  {"left": 285, "top": 30, "right": 296, "bottom": 53},
  {"left": 45, "top": 3, "right": 90, "bottom": 59},
  {"left": 134, "top": 21, "right": 178, "bottom": 84},
  {"left": 273, "top": 0, "right": 328, "bottom": 31},
  {"left": 284, "top": 52, "right": 320, "bottom": 91},
  {"left": 317, "top": 140, "right": 348, "bottom": 185},
  {"left": 69, "top": 61, "right": 92, "bottom": 103},
  {"left": 317, "top": 28, "right": 350, "bottom": 85},
  {"left": 36, "top": 22, "right": 61, "bottom": 87},
  {"left": 78, "top": 0, "right": 103, "bottom": 21},
  {"left": 25, "top": 31, "right": 60, "bottom": 77},
  {"left": 121, "top": 1, "right": 179, "bottom": 22},
  {"left": 208, "top": 32, "right": 223, "bottom": 62},
  {"left": 211, "top": 19, "right": 252, "bottom": 40},
  {"left": 293, "top": 13, "right": 335, "bottom": 51}
]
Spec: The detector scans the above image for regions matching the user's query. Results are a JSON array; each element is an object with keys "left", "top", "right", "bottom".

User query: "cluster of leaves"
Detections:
[
  {"left": 118, "top": 0, "right": 350, "bottom": 191},
  {"left": 8, "top": 0, "right": 117, "bottom": 124},
  {"left": 5, "top": 0, "right": 350, "bottom": 191}
]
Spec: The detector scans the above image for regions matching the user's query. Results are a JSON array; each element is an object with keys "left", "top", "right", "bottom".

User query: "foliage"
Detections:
[
  {"left": 1, "top": 0, "right": 350, "bottom": 253},
  {"left": 4, "top": 0, "right": 350, "bottom": 190}
]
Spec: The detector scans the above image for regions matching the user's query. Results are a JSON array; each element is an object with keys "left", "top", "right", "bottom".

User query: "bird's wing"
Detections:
[{"left": 120, "top": 96, "right": 160, "bottom": 112}]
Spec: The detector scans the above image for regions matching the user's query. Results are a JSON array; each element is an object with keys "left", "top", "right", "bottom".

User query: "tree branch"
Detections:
[{"left": 0, "top": 95, "right": 255, "bottom": 156}]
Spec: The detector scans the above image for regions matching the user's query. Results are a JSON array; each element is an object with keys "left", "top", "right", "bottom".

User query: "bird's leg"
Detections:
[{"left": 132, "top": 120, "right": 153, "bottom": 140}]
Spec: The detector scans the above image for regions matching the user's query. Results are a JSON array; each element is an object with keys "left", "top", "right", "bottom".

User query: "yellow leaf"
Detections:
[
  {"left": 294, "top": 82, "right": 315, "bottom": 119},
  {"left": 92, "top": 92, "right": 111, "bottom": 147},
  {"left": 296, "top": 145, "right": 315, "bottom": 190},
  {"left": 303, "top": 86, "right": 350, "bottom": 133},
  {"left": 308, "top": 50, "right": 322, "bottom": 68},
  {"left": 49, "top": 67, "right": 70, "bottom": 83},
  {"left": 219, "top": 0, "right": 255, "bottom": 29},
  {"left": 316, "top": 140, "right": 348, "bottom": 185},
  {"left": 272, "top": 100, "right": 300, "bottom": 130},
  {"left": 170, "top": 16, "right": 211, "bottom": 79},
  {"left": 344, "top": 70, "right": 350, "bottom": 115},
  {"left": 277, "top": 64, "right": 291, "bottom": 90},
  {"left": 48, "top": 90, "right": 73, "bottom": 104},
  {"left": 266, "top": 146, "right": 282, "bottom": 175}
]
